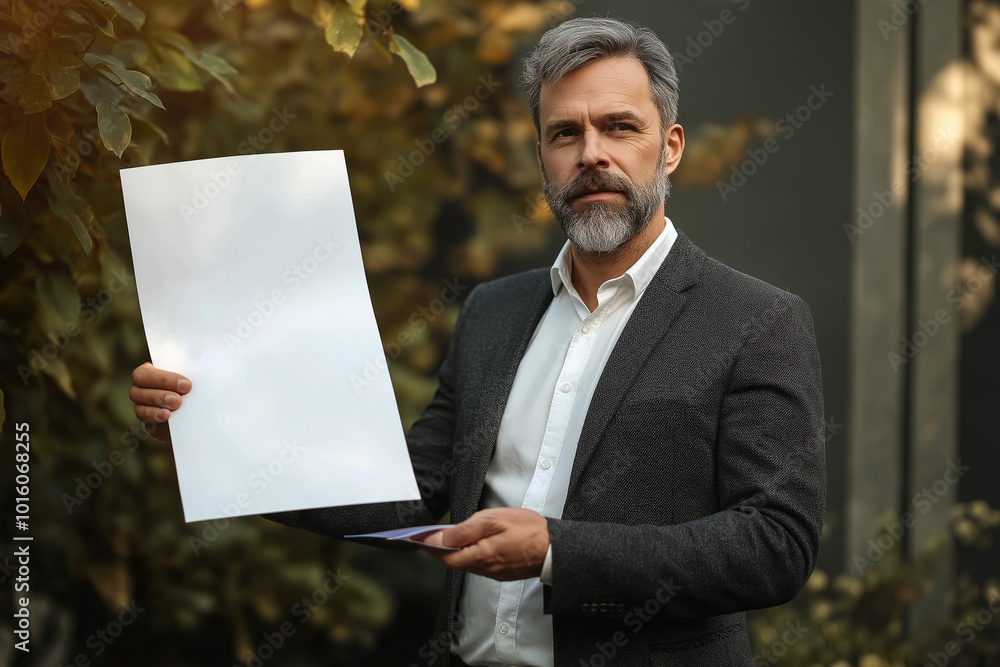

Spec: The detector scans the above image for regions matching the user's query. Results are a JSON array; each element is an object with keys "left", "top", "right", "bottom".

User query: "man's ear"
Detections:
[
  {"left": 663, "top": 123, "right": 685, "bottom": 175},
  {"left": 535, "top": 140, "right": 542, "bottom": 171}
]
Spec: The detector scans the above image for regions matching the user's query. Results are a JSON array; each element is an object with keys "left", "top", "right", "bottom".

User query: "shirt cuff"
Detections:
[{"left": 540, "top": 544, "right": 553, "bottom": 585}]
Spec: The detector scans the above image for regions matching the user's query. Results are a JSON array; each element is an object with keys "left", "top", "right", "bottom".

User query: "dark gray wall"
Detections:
[{"left": 573, "top": 0, "right": 855, "bottom": 572}]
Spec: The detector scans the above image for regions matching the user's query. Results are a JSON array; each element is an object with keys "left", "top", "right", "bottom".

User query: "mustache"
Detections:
[{"left": 557, "top": 169, "right": 634, "bottom": 201}]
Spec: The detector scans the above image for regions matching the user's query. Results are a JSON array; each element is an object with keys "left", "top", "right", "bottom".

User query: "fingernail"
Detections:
[
  {"left": 165, "top": 393, "right": 181, "bottom": 408},
  {"left": 177, "top": 378, "right": 192, "bottom": 393},
  {"left": 156, "top": 408, "right": 169, "bottom": 422}
]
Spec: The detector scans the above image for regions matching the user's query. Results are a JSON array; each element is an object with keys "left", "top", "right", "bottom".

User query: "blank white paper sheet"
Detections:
[{"left": 121, "top": 150, "right": 420, "bottom": 522}]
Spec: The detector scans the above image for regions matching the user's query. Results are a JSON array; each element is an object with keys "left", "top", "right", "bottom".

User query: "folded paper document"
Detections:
[{"left": 345, "top": 525, "right": 458, "bottom": 551}]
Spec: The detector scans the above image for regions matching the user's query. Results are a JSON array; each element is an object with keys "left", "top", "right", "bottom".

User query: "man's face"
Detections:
[{"left": 536, "top": 56, "right": 679, "bottom": 254}]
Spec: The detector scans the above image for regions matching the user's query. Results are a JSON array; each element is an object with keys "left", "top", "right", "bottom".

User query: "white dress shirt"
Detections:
[{"left": 452, "top": 218, "right": 679, "bottom": 667}]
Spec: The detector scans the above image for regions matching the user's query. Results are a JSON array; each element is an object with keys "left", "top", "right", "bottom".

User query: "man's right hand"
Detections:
[{"left": 129, "top": 362, "right": 192, "bottom": 442}]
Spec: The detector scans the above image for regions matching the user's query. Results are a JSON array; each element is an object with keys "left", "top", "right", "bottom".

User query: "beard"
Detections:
[{"left": 542, "top": 142, "right": 670, "bottom": 254}]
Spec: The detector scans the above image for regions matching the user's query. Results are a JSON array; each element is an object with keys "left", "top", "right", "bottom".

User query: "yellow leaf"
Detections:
[
  {"left": 46, "top": 65, "right": 80, "bottom": 100},
  {"left": 493, "top": 3, "right": 547, "bottom": 32},
  {"left": 389, "top": 34, "right": 436, "bottom": 87},
  {"left": 86, "top": 563, "right": 132, "bottom": 610},
  {"left": 321, "top": 2, "right": 363, "bottom": 59},
  {"left": 46, "top": 109, "right": 75, "bottom": 149},
  {"left": 346, "top": 0, "right": 367, "bottom": 13},
  {"left": 41, "top": 356, "right": 76, "bottom": 399},
  {"left": 0, "top": 179, "right": 28, "bottom": 256},
  {"left": 396, "top": 0, "right": 418, "bottom": 9},
  {"left": 46, "top": 47, "right": 81, "bottom": 99},
  {"left": 1, "top": 114, "right": 50, "bottom": 200},
  {"left": 14, "top": 73, "right": 53, "bottom": 114}
]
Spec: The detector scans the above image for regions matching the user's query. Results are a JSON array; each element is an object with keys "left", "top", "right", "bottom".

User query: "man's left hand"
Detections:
[{"left": 420, "top": 508, "right": 550, "bottom": 582}]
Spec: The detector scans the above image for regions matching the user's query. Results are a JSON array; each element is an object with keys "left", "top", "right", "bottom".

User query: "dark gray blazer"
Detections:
[{"left": 264, "top": 229, "right": 826, "bottom": 667}]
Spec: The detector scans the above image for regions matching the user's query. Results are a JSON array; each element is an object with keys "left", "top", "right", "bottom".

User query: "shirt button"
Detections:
[
  {"left": 540, "top": 459, "right": 552, "bottom": 470},
  {"left": 560, "top": 383, "right": 572, "bottom": 393},
  {"left": 581, "top": 323, "right": 592, "bottom": 334},
  {"left": 498, "top": 623, "right": 509, "bottom": 634}
]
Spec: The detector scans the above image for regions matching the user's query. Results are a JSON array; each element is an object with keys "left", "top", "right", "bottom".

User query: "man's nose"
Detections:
[{"left": 577, "top": 130, "right": 611, "bottom": 171}]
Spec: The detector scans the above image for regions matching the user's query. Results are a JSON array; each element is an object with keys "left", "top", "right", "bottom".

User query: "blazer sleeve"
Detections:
[
  {"left": 544, "top": 293, "right": 826, "bottom": 619},
  {"left": 259, "top": 285, "right": 481, "bottom": 540}
]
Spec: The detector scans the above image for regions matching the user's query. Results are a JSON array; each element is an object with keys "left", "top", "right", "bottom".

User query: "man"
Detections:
[{"left": 129, "top": 17, "right": 825, "bottom": 667}]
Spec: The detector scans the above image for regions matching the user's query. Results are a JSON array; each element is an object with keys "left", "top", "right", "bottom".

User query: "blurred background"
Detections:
[{"left": 1, "top": 0, "right": 999, "bottom": 664}]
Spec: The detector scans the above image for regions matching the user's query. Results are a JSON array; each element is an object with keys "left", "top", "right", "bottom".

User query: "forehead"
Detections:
[{"left": 538, "top": 56, "right": 655, "bottom": 122}]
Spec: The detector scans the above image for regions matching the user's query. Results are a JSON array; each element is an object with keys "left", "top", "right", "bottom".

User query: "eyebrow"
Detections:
[{"left": 542, "top": 110, "right": 647, "bottom": 138}]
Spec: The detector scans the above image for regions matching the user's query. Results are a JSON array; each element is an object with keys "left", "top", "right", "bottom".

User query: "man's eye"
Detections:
[
  {"left": 554, "top": 129, "right": 574, "bottom": 139},
  {"left": 609, "top": 123, "right": 634, "bottom": 132}
]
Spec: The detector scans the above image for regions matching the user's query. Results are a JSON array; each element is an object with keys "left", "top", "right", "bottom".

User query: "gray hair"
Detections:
[{"left": 522, "top": 17, "right": 680, "bottom": 134}]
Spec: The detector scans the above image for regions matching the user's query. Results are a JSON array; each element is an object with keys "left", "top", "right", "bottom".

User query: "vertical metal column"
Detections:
[
  {"left": 847, "top": 0, "right": 910, "bottom": 574},
  {"left": 908, "top": 0, "right": 964, "bottom": 632}
]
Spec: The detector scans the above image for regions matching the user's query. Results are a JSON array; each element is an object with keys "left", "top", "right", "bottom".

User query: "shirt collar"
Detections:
[{"left": 549, "top": 217, "right": 678, "bottom": 301}]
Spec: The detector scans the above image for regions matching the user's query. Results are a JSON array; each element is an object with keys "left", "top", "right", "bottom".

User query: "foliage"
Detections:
[
  {"left": 748, "top": 502, "right": 1000, "bottom": 667},
  {"left": 0, "top": 0, "right": 570, "bottom": 663},
  {"left": 3, "top": 0, "right": 994, "bottom": 664}
]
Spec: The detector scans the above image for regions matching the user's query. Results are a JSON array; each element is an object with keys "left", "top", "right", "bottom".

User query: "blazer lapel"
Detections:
[
  {"left": 453, "top": 270, "right": 554, "bottom": 522},
  {"left": 565, "top": 230, "right": 707, "bottom": 501}
]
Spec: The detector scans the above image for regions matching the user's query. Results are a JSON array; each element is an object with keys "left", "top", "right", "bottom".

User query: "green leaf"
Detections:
[
  {"left": 321, "top": 2, "right": 364, "bottom": 59},
  {"left": 35, "top": 270, "right": 81, "bottom": 331},
  {"left": 82, "top": 52, "right": 124, "bottom": 68},
  {"left": 113, "top": 39, "right": 152, "bottom": 68},
  {"left": 96, "top": 97, "right": 131, "bottom": 158},
  {"left": 82, "top": 0, "right": 118, "bottom": 22},
  {"left": 53, "top": 33, "right": 92, "bottom": 53},
  {"left": 194, "top": 51, "right": 237, "bottom": 94},
  {"left": 95, "top": 18, "right": 116, "bottom": 38},
  {"left": 0, "top": 32, "right": 27, "bottom": 58},
  {"left": 153, "top": 30, "right": 198, "bottom": 60},
  {"left": 104, "top": 0, "right": 145, "bottom": 31},
  {"left": 14, "top": 73, "right": 54, "bottom": 114},
  {"left": 151, "top": 44, "right": 202, "bottom": 92},
  {"left": 61, "top": 9, "right": 95, "bottom": 27},
  {"left": 0, "top": 177, "right": 28, "bottom": 257},
  {"left": 1, "top": 114, "right": 50, "bottom": 200},
  {"left": 109, "top": 67, "right": 164, "bottom": 108},
  {"left": 79, "top": 76, "right": 125, "bottom": 106},
  {"left": 46, "top": 176, "right": 95, "bottom": 254},
  {"left": 84, "top": 53, "right": 165, "bottom": 108},
  {"left": 76, "top": 2, "right": 117, "bottom": 36},
  {"left": 389, "top": 34, "right": 436, "bottom": 87},
  {"left": 124, "top": 105, "right": 169, "bottom": 145}
]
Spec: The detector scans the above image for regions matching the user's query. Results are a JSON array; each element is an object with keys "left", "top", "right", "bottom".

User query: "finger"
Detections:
[
  {"left": 134, "top": 404, "right": 172, "bottom": 424},
  {"left": 128, "top": 386, "right": 183, "bottom": 410},
  {"left": 428, "top": 538, "right": 499, "bottom": 572},
  {"left": 432, "top": 519, "right": 491, "bottom": 549},
  {"left": 417, "top": 529, "right": 449, "bottom": 547},
  {"left": 132, "top": 362, "right": 192, "bottom": 394}
]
